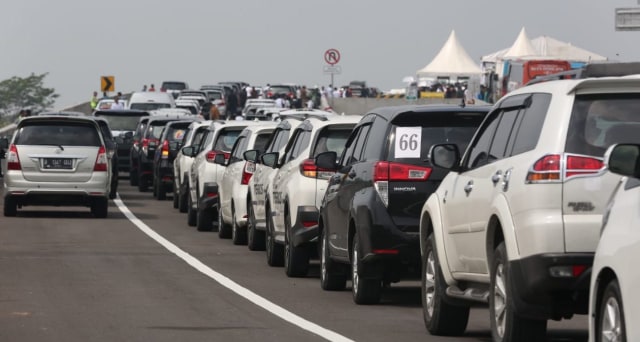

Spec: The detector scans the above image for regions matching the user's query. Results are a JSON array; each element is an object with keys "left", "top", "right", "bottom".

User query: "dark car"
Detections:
[
  {"left": 93, "top": 109, "right": 151, "bottom": 174},
  {"left": 152, "top": 119, "right": 199, "bottom": 200},
  {"left": 93, "top": 117, "right": 119, "bottom": 199},
  {"left": 315, "top": 104, "right": 490, "bottom": 304},
  {"left": 133, "top": 114, "right": 192, "bottom": 192}
]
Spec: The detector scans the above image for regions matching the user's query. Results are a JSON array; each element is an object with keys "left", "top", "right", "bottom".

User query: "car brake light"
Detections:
[
  {"left": 526, "top": 154, "right": 603, "bottom": 183},
  {"left": 7, "top": 144, "right": 21, "bottom": 170},
  {"left": 301, "top": 220, "right": 317, "bottom": 228},
  {"left": 299, "top": 158, "right": 334, "bottom": 179},
  {"left": 94, "top": 146, "right": 108, "bottom": 172},
  {"left": 206, "top": 150, "right": 230, "bottom": 163},
  {"left": 373, "top": 161, "right": 432, "bottom": 207},
  {"left": 241, "top": 161, "right": 256, "bottom": 185},
  {"left": 161, "top": 140, "right": 170, "bottom": 159}
]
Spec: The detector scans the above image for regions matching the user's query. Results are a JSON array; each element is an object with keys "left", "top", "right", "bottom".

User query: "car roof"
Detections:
[
  {"left": 239, "top": 121, "right": 278, "bottom": 134},
  {"left": 299, "top": 115, "right": 361, "bottom": 130},
  {"left": 93, "top": 109, "right": 151, "bottom": 116},
  {"left": 366, "top": 104, "right": 492, "bottom": 121},
  {"left": 37, "top": 111, "right": 87, "bottom": 117},
  {"left": 19, "top": 115, "right": 99, "bottom": 126}
]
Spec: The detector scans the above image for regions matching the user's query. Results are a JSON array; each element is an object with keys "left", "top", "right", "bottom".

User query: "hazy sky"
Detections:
[{"left": 2, "top": 0, "right": 640, "bottom": 108}]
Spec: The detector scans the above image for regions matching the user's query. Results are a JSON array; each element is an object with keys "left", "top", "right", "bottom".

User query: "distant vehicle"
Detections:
[
  {"left": 95, "top": 98, "right": 128, "bottom": 111},
  {"left": 161, "top": 81, "right": 189, "bottom": 99},
  {"left": 128, "top": 92, "right": 175, "bottom": 111},
  {"left": 173, "top": 121, "right": 212, "bottom": 212},
  {"left": 242, "top": 99, "right": 277, "bottom": 120},
  {"left": 501, "top": 59, "right": 571, "bottom": 95},
  {"left": 93, "top": 109, "right": 151, "bottom": 174},
  {"left": 348, "top": 81, "right": 368, "bottom": 97}
]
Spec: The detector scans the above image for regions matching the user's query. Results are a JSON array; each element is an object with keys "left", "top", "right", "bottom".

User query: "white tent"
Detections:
[
  {"left": 417, "top": 30, "right": 482, "bottom": 78},
  {"left": 503, "top": 27, "right": 537, "bottom": 59}
]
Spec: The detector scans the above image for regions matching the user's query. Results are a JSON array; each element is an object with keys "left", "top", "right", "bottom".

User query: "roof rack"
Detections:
[{"left": 527, "top": 62, "right": 640, "bottom": 86}]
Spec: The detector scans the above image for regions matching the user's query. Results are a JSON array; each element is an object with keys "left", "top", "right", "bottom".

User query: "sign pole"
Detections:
[{"left": 323, "top": 48, "right": 341, "bottom": 109}]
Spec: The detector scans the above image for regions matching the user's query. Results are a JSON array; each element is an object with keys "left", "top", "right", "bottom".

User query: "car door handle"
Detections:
[
  {"left": 348, "top": 170, "right": 356, "bottom": 179},
  {"left": 491, "top": 170, "right": 502, "bottom": 185},
  {"left": 464, "top": 181, "right": 473, "bottom": 194}
]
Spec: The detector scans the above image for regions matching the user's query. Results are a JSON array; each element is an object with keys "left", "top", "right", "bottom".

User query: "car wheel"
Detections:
[
  {"left": 91, "top": 197, "right": 108, "bottom": 218},
  {"left": 320, "top": 224, "right": 347, "bottom": 291},
  {"left": 187, "top": 193, "right": 197, "bottom": 227},
  {"left": 157, "top": 180, "right": 166, "bottom": 200},
  {"left": 3, "top": 196, "right": 17, "bottom": 217},
  {"left": 265, "top": 202, "right": 284, "bottom": 267},
  {"left": 284, "top": 209, "right": 309, "bottom": 277},
  {"left": 218, "top": 207, "right": 232, "bottom": 238},
  {"left": 247, "top": 199, "right": 265, "bottom": 251},
  {"left": 179, "top": 180, "right": 189, "bottom": 213},
  {"left": 351, "top": 232, "right": 382, "bottom": 304},
  {"left": 172, "top": 182, "right": 179, "bottom": 209},
  {"left": 138, "top": 172, "right": 148, "bottom": 192},
  {"left": 231, "top": 203, "right": 247, "bottom": 245},
  {"left": 490, "top": 242, "right": 547, "bottom": 342},
  {"left": 423, "top": 232, "right": 469, "bottom": 335},
  {"left": 130, "top": 168, "right": 138, "bottom": 186},
  {"left": 598, "top": 279, "right": 626, "bottom": 342},
  {"left": 196, "top": 206, "right": 213, "bottom": 232}
]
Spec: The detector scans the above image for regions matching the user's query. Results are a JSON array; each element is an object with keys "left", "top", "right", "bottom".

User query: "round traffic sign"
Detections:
[{"left": 324, "top": 49, "right": 341, "bottom": 65}]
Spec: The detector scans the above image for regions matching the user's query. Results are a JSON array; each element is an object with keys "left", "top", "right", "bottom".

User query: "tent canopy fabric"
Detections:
[
  {"left": 417, "top": 30, "right": 482, "bottom": 77},
  {"left": 503, "top": 27, "right": 537, "bottom": 59}
]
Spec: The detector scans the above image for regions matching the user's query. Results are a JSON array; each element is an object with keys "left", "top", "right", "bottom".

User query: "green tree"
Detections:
[{"left": 0, "top": 73, "right": 59, "bottom": 119}]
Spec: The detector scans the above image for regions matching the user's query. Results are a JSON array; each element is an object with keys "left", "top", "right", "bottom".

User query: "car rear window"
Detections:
[
  {"left": 162, "top": 82, "right": 187, "bottom": 90},
  {"left": 269, "top": 86, "right": 292, "bottom": 95},
  {"left": 146, "top": 122, "right": 170, "bottom": 139},
  {"left": 213, "top": 129, "right": 242, "bottom": 152},
  {"left": 311, "top": 127, "right": 353, "bottom": 157},
  {"left": 388, "top": 111, "right": 488, "bottom": 165},
  {"left": 129, "top": 103, "right": 172, "bottom": 111},
  {"left": 94, "top": 113, "right": 148, "bottom": 131},
  {"left": 15, "top": 122, "right": 101, "bottom": 146},
  {"left": 206, "top": 91, "right": 223, "bottom": 100},
  {"left": 566, "top": 93, "right": 640, "bottom": 157}
]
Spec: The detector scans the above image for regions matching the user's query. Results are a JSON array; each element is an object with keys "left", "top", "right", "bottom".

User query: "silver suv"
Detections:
[{"left": 3, "top": 116, "right": 112, "bottom": 217}]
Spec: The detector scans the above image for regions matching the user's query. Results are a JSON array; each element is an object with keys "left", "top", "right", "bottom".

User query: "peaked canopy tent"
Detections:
[
  {"left": 416, "top": 30, "right": 483, "bottom": 82},
  {"left": 503, "top": 27, "right": 537, "bottom": 59}
]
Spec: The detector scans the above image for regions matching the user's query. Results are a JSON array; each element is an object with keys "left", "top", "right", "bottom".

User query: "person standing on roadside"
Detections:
[
  {"left": 142, "top": 85, "right": 148, "bottom": 92},
  {"left": 90, "top": 91, "right": 99, "bottom": 111},
  {"left": 148, "top": 84, "right": 156, "bottom": 92},
  {"left": 110, "top": 95, "right": 124, "bottom": 110}
]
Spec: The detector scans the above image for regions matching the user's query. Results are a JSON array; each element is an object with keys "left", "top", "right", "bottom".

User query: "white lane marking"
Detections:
[{"left": 114, "top": 195, "right": 354, "bottom": 342}]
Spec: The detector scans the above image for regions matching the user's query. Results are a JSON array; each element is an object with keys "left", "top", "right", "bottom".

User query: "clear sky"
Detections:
[{"left": 2, "top": 0, "right": 639, "bottom": 109}]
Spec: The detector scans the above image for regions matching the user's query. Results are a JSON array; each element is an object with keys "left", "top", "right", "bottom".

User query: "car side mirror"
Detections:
[
  {"left": 181, "top": 146, "right": 195, "bottom": 157},
  {"left": 261, "top": 152, "right": 279, "bottom": 168},
  {"left": 0, "top": 137, "right": 8, "bottom": 150},
  {"left": 243, "top": 149, "right": 258, "bottom": 162},
  {"left": 214, "top": 153, "right": 226, "bottom": 165},
  {"left": 315, "top": 151, "right": 338, "bottom": 170},
  {"left": 606, "top": 143, "right": 640, "bottom": 178},
  {"left": 429, "top": 144, "right": 460, "bottom": 170}
]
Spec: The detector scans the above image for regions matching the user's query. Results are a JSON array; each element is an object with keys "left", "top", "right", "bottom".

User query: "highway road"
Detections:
[{"left": 0, "top": 178, "right": 589, "bottom": 342}]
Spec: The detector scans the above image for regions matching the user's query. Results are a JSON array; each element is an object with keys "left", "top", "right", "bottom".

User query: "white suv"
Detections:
[
  {"left": 218, "top": 123, "right": 277, "bottom": 244},
  {"left": 173, "top": 120, "right": 211, "bottom": 212},
  {"left": 3, "top": 116, "right": 112, "bottom": 217},
  {"left": 420, "top": 77, "right": 640, "bottom": 341},
  {"left": 261, "top": 115, "right": 359, "bottom": 276},
  {"left": 589, "top": 143, "right": 640, "bottom": 342}
]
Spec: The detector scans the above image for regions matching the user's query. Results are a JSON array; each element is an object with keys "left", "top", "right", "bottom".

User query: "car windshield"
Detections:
[
  {"left": 129, "top": 103, "right": 172, "bottom": 111},
  {"left": 95, "top": 114, "right": 148, "bottom": 131},
  {"left": 162, "top": 82, "right": 187, "bottom": 90},
  {"left": 15, "top": 122, "right": 101, "bottom": 146}
]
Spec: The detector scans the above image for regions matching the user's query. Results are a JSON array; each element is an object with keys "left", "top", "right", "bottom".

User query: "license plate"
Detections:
[{"left": 43, "top": 158, "right": 73, "bottom": 170}]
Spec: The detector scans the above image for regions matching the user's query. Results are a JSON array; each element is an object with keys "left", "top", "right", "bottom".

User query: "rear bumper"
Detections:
[
  {"left": 510, "top": 253, "right": 593, "bottom": 320},
  {"left": 198, "top": 182, "right": 219, "bottom": 211},
  {"left": 5, "top": 191, "right": 108, "bottom": 207},
  {"left": 290, "top": 206, "right": 319, "bottom": 247}
]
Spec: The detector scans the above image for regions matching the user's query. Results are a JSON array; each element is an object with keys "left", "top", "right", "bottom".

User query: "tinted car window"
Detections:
[
  {"left": 162, "top": 82, "right": 187, "bottom": 90},
  {"left": 147, "top": 122, "right": 169, "bottom": 139},
  {"left": 95, "top": 113, "right": 148, "bottom": 131},
  {"left": 231, "top": 136, "right": 247, "bottom": 160},
  {"left": 16, "top": 122, "right": 101, "bottom": 146},
  {"left": 206, "top": 91, "right": 223, "bottom": 101},
  {"left": 269, "top": 129, "right": 290, "bottom": 153},
  {"left": 488, "top": 108, "right": 519, "bottom": 162},
  {"left": 511, "top": 93, "right": 551, "bottom": 155},
  {"left": 290, "top": 131, "right": 311, "bottom": 161},
  {"left": 566, "top": 93, "right": 640, "bottom": 157},
  {"left": 312, "top": 127, "right": 352, "bottom": 157},
  {"left": 465, "top": 113, "right": 500, "bottom": 169},
  {"left": 165, "top": 126, "right": 187, "bottom": 142},
  {"left": 254, "top": 133, "right": 272, "bottom": 154},
  {"left": 129, "top": 103, "right": 172, "bottom": 111},
  {"left": 213, "top": 129, "right": 242, "bottom": 152},
  {"left": 351, "top": 125, "right": 371, "bottom": 163}
]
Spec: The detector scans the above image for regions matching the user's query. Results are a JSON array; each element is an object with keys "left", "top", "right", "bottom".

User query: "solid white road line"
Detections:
[{"left": 114, "top": 195, "right": 354, "bottom": 342}]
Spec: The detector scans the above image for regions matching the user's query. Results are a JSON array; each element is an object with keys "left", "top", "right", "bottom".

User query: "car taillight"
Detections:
[
  {"left": 141, "top": 138, "right": 149, "bottom": 155},
  {"left": 299, "top": 158, "right": 334, "bottom": 179},
  {"left": 241, "top": 161, "right": 256, "bottom": 185},
  {"left": 267, "top": 91, "right": 273, "bottom": 98},
  {"left": 94, "top": 146, "right": 108, "bottom": 172},
  {"left": 161, "top": 140, "right": 170, "bottom": 159},
  {"left": 526, "top": 154, "right": 604, "bottom": 183},
  {"left": 205, "top": 150, "right": 230, "bottom": 163},
  {"left": 373, "top": 161, "right": 432, "bottom": 207},
  {"left": 7, "top": 144, "right": 21, "bottom": 170}
]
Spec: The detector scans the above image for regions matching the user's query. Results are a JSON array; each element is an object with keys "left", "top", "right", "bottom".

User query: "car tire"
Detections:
[
  {"left": 157, "top": 181, "right": 166, "bottom": 200},
  {"left": 320, "top": 224, "right": 347, "bottom": 291},
  {"left": 490, "top": 242, "right": 547, "bottom": 342},
  {"left": 4, "top": 196, "right": 17, "bottom": 217},
  {"left": 598, "top": 279, "right": 626, "bottom": 342},
  {"left": 284, "top": 210, "right": 309, "bottom": 277},
  {"left": 231, "top": 204, "right": 247, "bottom": 245},
  {"left": 265, "top": 202, "right": 284, "bottom": 267},
  {"left": 351, "top": 232, "right": 382, "bottom": 305},
  {"left": 91, "top": 197, "right": 108, "bottom": 218},
  {"left": 247, "top": 199, "right": 265, "bottom": 251},
  {"left": 130, "top": 168, "right": 138, "bottom": 186},
  {"left": 187, "top": 193, "right": 197, "bottom": 227},
  {"left": 423, "top": 232, "right": 469, "bottom": 335},
  {"left": 179, "top": 180, "right": 189, "bottom": 213},
  {"left": 138, "top": 172, "right": 148, "bottom": 192},
  {"left": 197, "top": 207, "right": 213, "bottom": 232},
  {"left": 218, "top": 208, "right": 232, "bottom": 238},
  {"left": 172, "top": 182, "right": 179, "bottom": 209}
]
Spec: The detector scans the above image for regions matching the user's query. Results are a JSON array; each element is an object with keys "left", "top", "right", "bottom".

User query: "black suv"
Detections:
[
  {"left": 152, "top": 119, "right": 199, "bottom": 200},
  {"left": 93, "top": 109, "right": 151, "bottom": 174},
  {"left": 315, "top": 105, "right": 490, "bottom": 304},
  {"left": 133, "top": 114, "right": 192, "bottom": 192}
]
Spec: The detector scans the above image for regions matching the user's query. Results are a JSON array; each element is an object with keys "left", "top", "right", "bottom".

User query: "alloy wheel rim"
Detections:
[
  {"left": 352, "top": 243, "right": 359, "bottom": 294},
  {"left": 425, "top": 250, "right": 436, "bottom": 317},
  {"left": 601, "top": 296, "right": 622, "bottom": 342},
  {"left": 493, "top": 263, "right": 507, "bottom": 338}
]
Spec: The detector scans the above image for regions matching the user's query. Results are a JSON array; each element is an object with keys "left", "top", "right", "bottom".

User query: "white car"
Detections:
[
  {"left": 218, "top": 123, "right": 277, "bottom": 244},
  {"left": 173, "top": 120, "right": 212, "bottom": 212},
  {"left": 127, "top": 91, "right": 175, "bottom": 111},
  {"left": 175, "top": 99, "right": 201, "bottom": 116},
  {"left": 203, "top": 89, "right": 227, "bottom": 117},
  {"left": 261, "top": 115, "right": 358, "bottom": 276},
  {"left": 420, "top": 77, "right": 640, "bottom": 341},
  {"left": 247, "top": 112, "right": 333, "bottom": 252},
  {"left": 186, "top": 120, "right": 258, "bottom": 231},
  {"left": 589, "top": 143, "right": 640, "bottom": 342}
]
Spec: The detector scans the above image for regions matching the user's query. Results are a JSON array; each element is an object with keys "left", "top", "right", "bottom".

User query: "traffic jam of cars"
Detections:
[{"left": 2, "top": 72, "right": 640, "bottom": 342}]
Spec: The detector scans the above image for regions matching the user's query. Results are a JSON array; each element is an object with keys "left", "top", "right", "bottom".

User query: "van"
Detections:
[{"left": 127, "top": 92, "right": 175, "bottom": 111}]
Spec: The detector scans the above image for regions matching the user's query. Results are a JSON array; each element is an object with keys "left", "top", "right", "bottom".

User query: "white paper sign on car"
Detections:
[{"left": 395, "top": 127, "right": 422, "bottom": 158}]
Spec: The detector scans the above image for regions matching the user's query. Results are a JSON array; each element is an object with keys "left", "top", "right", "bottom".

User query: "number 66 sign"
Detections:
[{"left": 394, "top": 127, "right": 421, "bottom": 158}]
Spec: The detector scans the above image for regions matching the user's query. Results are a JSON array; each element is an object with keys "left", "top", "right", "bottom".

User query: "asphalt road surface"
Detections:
[{"left": 0, "top": 178, "right": 589, "bottom": 342}]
